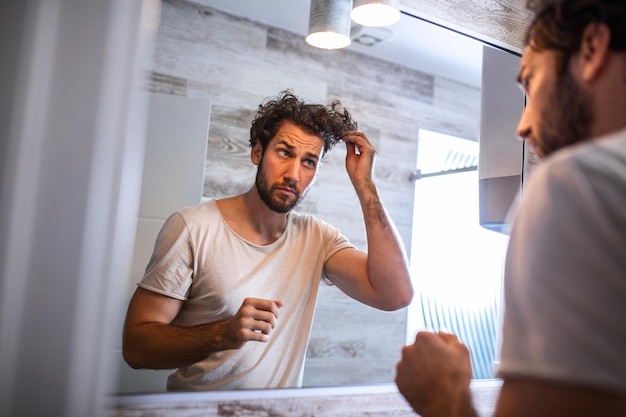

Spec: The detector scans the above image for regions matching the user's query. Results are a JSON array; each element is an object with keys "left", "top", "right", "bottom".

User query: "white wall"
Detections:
[{"left": 113, "top": 92, "right": 211, "bottom": 394}]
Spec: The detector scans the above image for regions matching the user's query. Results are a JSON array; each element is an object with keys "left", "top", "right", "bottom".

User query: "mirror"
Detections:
[{"left": 114, "top": 0, "right": 522, "bottom": 393}]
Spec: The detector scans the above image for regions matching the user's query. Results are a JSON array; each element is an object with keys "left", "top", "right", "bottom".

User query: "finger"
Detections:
[
  {"left": 243, "top": 298, "right": 282, "bottom": 317},
  {"left": 437, "top": 331, "right": 462, "bottom": 345},
  {"left": 238, "top": 315, "right": 275, "bottom": 341},
  {"left": 344, "top": 131, "right": 373, "bottom": 146},
  {"left": 345, "top": 140, "right": 356, "bottom": 155},
  {"left": 342, "top": 132, "right": 361, "bottom": 144},
  {"left": 241, "top": 327, "right": 270, "bottom": 343},
  {"left": 273, "top": 300, "right": 283, "bottom": 318},
  {"left": 237, "top": 308, "right": 277, "bottom": 334},
  {"left": 250, "top": 319, "right": 274, "bottom": 335},
  {"left": 256, "top": 309, "right": 279, "bottom": 329},
  {"left": 413, "top": 330, "right": 437, "bottom": 343},
  {"left": 346, "top": 131, "right": 367, "bottom": 139}
]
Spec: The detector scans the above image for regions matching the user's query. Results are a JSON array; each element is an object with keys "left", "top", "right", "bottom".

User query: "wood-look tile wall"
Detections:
[
  {"left": 146, "top": 0, "right": 480, "bottom": 387},
  {"left": 401, "top": 0, "right": 533, "bottom": 52}
]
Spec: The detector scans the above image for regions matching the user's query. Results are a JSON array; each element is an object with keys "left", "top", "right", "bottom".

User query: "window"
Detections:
[{"left": 407, "top": 129, "right": 509, "bottom": 379}]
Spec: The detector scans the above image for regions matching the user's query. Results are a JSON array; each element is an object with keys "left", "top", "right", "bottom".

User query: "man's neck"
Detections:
[
  {"left": 588, "top": 52, "right": 626, "bottom": 139},
  {"left": 217, "top": 190, "right": 288, "bottom": 245}
]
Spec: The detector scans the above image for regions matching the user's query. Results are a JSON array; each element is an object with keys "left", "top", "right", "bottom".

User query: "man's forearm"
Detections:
[
  {"left": 123, "top": 319, "right": 235, "bottom": 370},
  {"left": 357, "top": 181, "right": 413, "bottom": 310}
]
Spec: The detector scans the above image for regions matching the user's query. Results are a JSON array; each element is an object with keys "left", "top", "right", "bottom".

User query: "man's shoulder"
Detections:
[
  {"left": 287, "top": 210, "right": 340, "bottom": 235},
  {"left": 177, "top": 199, "right": 217, "bottom": 215},
  {"left": 539, "top": 128, "right": 626, "bottom": 179},
  {"left": 288, "top": 209, "right": 325, "bottom": 226},
  {"left": 174, "top": 199, "right": 220, "bottom": 227},
  {"left": 560, "top": 128, "right": 626, "bottom": 161}
]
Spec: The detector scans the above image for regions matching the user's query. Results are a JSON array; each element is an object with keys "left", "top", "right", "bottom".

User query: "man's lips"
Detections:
[{"left": 275, "top": 186, "right": 297, "bottom": 196}]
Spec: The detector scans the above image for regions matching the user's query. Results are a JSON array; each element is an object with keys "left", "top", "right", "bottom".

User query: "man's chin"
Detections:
[{"left": 267, "top": 197, "right": 299, "bottom": 214}]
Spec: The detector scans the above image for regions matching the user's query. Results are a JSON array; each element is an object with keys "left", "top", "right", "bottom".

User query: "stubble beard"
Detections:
[
  {"left": 535, "top": 69, "right": 594, "bottom": 158},
  {"left": 255, "top": 163, "right": 306, "bottom": 214}
]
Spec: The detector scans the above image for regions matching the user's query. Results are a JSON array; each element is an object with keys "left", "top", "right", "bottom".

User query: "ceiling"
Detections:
[{"left": 191, "top": 0, "right": 483, "bottom": 87}]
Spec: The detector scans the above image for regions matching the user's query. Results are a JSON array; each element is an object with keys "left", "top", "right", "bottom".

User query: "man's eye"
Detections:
[{"left": 278, "top": 149, "right": 290, "bottom": 157}]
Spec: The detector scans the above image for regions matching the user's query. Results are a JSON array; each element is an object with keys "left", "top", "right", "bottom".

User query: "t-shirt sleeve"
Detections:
[
  {"left": 498, "top": 154, "right": 626, "bottom": 394},
  {"left": 319, "top": 219, "right": 356, "bottom": 263},
  {"left": 137, "top": 212, "right": 195, "bottom": 301}
]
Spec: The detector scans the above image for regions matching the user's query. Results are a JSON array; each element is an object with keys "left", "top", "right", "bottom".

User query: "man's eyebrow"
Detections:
[
  {"left": 306, "top": 152, "right": 320, "bottom": 161},
  {"left": 276, "top": 139, "right": 294, "bottom": 149},
  {"left": 302, "top": 148, "right": 321, "bottom": 161},
  {"left": 276, "top": 140, "right": 321, "bottom": 160}
]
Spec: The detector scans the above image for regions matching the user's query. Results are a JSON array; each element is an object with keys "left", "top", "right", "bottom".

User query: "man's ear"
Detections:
[
  {"left": 251, "top": 143, "right": 262, "bottom": 165},
  {"left": 580, "top": 22, "right": 611, "bottom": 82}
]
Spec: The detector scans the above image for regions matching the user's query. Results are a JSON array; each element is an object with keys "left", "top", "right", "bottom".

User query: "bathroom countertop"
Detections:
[{"left": 104, "top": 379, "right": 503, "bottom": 417}]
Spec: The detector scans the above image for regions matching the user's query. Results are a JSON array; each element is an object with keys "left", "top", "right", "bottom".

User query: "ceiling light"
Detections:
[
  {"left": 351, "top": 0, "right": 401, "bottom": 27},
  {"left": 306, "top": 0, "right": 352, "bottom": 50}
]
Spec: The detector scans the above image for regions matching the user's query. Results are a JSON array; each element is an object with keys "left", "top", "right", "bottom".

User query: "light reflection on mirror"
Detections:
[{"left": 115, "top": 0, "right": 513, "bottom": 394}]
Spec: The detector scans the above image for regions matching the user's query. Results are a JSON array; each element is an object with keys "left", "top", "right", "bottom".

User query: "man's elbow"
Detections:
[
  {"left": 122, "top": 331, "right": 153, "bottom": 369},
  {"left": 399, "top": 288, "right": 414, "bottom": 309},
  {"left": 381, "top": 288, "right": 414, "bottom": 311},
  {"left": 122, "top": 344, "right": 145, "bottom": 369}
]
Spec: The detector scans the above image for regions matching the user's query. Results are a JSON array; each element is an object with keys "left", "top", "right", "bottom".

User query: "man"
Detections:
[
  {"left": 395, "top": 1, "right": 626, "bottom": 416},
  {"left": 123, "top": 90, "right": 413, "bottom": 391}
]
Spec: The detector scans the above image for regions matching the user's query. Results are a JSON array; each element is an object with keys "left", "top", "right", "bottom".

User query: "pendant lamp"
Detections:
[
  {"left": 351, "top": 0, "right": 400, "bottom": 27},
  {"left": 306, "top": 0, "right": 353, "bottom": 50}
]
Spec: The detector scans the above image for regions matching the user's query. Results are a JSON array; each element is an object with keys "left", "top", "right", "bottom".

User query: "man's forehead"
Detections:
[
  {"left": 520, "top": 46, "right": 538, "bottom": 69},
  {"left": 518, "top": 46, "right": 545, "bottom": 77},
  {"left": 271, "top": 124, "right": 324, "bottom": 152}
]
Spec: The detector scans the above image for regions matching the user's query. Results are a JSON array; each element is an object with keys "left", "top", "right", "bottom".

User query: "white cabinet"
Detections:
[{"left": 478, "top": 45, "right": 526, "bottom": 232}]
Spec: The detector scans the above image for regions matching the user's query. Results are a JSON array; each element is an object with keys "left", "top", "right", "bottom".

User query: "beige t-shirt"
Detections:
[
  {"left": 138, "top": 199, "right": 354, "bottom": 391},
  {"left": 498, "top": 128, "right": 626, "bottom": 394}
]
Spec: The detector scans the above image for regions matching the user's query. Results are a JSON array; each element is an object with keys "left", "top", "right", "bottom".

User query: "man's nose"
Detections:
[
  {"left": 516, "top": 107, "right": 531, "bottom": 142},
  {"left": 284, "top": 160, "right": 300, "bottom": 183}
]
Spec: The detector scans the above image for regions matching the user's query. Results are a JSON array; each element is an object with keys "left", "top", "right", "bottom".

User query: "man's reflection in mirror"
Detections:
[{"left": 122, "top": 90, "right": 413, "bottom": 391}]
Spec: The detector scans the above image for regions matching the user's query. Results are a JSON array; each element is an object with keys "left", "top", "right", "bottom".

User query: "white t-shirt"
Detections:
[
  {"left": 138, "top": 199, "right": 354, "bottom": 391},
  {"left": 497, "top": 128, "right": 626, "bottom": 394}
]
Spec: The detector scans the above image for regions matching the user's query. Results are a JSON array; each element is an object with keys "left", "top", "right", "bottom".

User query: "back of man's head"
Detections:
[{"left": 525, "top": 0, "right": 626, "bottom": 73}]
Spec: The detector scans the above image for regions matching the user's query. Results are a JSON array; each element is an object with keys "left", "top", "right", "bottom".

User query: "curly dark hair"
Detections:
[
  {"left": 525, "top": 0, "right": 626, "bottom": 74},
  {"left": 249, "top": 90, "right": 358, "bottom": 160}
]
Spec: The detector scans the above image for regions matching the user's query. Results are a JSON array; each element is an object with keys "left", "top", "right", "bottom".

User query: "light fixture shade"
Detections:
[
  {"left": 351, "top": 0, "right": 400, "bottom": 27},
  {"left": 306, "top": 0, "right": 353, "bottom": 50}
]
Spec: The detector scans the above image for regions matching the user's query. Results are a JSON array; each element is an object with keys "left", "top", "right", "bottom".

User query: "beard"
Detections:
[
  {"left": 254, "top": 162, "right": 308, "bottom": 214},
  {"left": 534, "top": 69, "right": 593, "bottom": 158}
]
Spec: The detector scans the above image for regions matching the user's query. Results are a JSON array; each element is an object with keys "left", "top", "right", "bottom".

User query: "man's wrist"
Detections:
[{"left": 422, "top": 388, "right": 477, "bottom": 417}]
